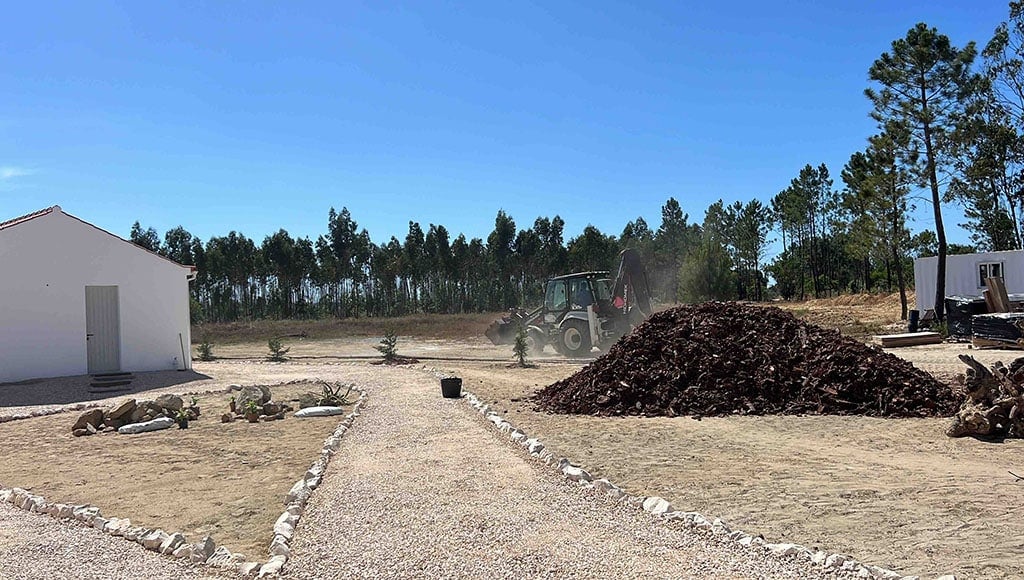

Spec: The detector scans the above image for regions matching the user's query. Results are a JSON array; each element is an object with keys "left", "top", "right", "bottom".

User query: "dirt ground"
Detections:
[
  {"left": 0, "top": 382, "right": 352, "bottom": 559},
  {"left": 188, "top": 326, "right": 1024, "bottom": 579},
  {"left": 3, "top": 294, "right": 1022, "bottom": 578}
]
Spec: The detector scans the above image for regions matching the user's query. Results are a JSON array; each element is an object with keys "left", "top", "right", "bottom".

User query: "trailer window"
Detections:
[{"left": 979, "top": 262, "right": 1005, "bottom": 287}]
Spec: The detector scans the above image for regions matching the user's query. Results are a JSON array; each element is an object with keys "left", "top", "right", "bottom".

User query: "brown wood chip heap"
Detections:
[{"left": 534, "top": 302, "right": 958, "bottom": 418}]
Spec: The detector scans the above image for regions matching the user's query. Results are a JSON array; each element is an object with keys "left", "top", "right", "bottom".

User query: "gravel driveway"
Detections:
[{"left": 285, "top": 366, "right": 828, "bottom": 579}]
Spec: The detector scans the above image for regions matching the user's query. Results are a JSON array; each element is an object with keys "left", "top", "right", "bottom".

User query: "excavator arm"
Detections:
[{"left": 611, "top": 248, "right": 652, "bottom": 318}]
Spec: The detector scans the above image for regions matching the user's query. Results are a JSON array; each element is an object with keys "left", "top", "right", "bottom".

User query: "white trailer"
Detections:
[{"left": 913, "top": 249, "right": 1024, "bottom": 313}]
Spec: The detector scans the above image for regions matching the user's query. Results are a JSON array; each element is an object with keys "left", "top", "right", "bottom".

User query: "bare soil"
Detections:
[
  {"left": 0, "top": 382, "right": 352, "bottom": 559},
  {"left": 5, "top": 294, "right": 1023, "bottom": 578}
]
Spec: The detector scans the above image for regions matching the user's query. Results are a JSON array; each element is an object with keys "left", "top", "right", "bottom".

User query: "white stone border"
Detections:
[
  {"left": 458, "top": 388, "right": 944, "bottom": 580},
  {"left": 0, "top": 381, "right": 368, "bottom": 579}
]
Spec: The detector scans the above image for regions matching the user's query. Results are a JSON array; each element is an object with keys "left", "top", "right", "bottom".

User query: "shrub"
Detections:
[
  {"left": 267, "top": 338, "right": 290, "bottom": 362},
  {"left": 376, "top": 329, "right": 398, "bottom": 362},
  {"left": 513, "top": 324, "right": 529, "bottom": 367},
  {"left": 197, "top": 338, "right": 215, "bottom": 361}
]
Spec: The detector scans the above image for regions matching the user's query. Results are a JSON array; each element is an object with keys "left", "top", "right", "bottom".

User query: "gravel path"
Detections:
[
  {"left": 0, "top": 502, "right": 223, "bottom": 579},
  {"left": 286, "top": 367, "right": 830, "bottom": 579}
]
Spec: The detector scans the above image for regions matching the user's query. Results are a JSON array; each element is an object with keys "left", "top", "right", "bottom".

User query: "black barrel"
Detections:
[
  {"left": 441, "top": 377, "right": 463, "bottom": 398},
  {"left": 908, "top": 309, "right": 920, "bottom": 333}
]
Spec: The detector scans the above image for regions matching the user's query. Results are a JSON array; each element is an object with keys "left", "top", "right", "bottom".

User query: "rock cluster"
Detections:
[
  {"left": 72, "top": 395, "right": 201, "bottom": 437},
  {"left": 535, "top": 302, "right": 957, "bottom": 418},
  {"left": 225, "top": 385, "right": 293, "bottom": 423},
  {"left": 460, "top": 388, "right": 924, "bottom": 580}
]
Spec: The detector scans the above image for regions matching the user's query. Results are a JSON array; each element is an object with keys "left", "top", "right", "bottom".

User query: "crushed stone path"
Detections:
[
  {"left": 0, "top": 502, "right": 223, "bottom": 580},
  {"left": 286, "top": 366, "right": 828, "bottom": 579}
]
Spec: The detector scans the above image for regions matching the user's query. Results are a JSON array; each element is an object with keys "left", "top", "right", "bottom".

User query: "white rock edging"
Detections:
[
  {"left": 456, "top": 387, "right": 934, "bottom": 580},
  {"left": 259, "top": 386, "right": 368, "bottom": 578},
  {"left": 0, "top": 381, "right": 369, "bottom": 579}
]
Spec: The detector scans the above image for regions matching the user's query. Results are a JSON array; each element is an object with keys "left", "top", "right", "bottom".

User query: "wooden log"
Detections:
[{"left": 877, "top": 332, "right": 943, "bottom": 348}]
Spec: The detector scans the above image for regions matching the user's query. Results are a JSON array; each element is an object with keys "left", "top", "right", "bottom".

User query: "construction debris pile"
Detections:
[
  {"left": 947, "top": 355, "right": 1024, "bottom": 438},
  {"left": 535, "top": 302, "right": 957, "bottom": 418}
]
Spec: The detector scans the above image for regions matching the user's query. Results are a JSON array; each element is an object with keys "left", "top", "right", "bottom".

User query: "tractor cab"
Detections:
[{"left": 542, "top": 272, "right": 613, "bottom": 320}]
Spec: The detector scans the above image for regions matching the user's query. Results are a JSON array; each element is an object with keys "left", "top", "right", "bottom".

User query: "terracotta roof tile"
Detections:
[{"left": 0, "top": 205, "right": 59, "bottom": 232}]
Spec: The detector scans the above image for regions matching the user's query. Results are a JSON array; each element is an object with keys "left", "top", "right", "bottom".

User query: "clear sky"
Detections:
[{"left": 0, "top": 1, "right": 1013, "bottom": 248}]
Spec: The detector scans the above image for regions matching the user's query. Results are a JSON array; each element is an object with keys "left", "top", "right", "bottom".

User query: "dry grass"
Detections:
[
  {"left": 193, "top": 312, "right": 503, "bottom": 345},
  {"left": 774, "top": 292, "right": 914, "bottom": 338},
  {"left": 0, "top": 382, "right": 351, "bottom": 559}
]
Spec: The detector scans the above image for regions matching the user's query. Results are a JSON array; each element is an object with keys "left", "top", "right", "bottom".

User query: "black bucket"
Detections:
[
  {"left": 908, "top": 309, "right": 920, "bottom": 333},
  {"left": 441, "top": 377, "right": 462, "bottom": 398}
]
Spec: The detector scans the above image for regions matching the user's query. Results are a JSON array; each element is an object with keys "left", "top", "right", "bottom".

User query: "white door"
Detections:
[{"left": 86, "top": 286, "right": 121, "bottom": 374}]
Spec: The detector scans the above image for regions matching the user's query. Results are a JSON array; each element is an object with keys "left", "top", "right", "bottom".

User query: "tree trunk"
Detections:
[{"left": 923, "top": 120, "right": 947, "bottom": 320}]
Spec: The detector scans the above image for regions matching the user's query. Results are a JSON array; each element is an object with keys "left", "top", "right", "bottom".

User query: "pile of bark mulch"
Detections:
[{"left": 534, "top": 302, "right": 958, "bottom": 418}]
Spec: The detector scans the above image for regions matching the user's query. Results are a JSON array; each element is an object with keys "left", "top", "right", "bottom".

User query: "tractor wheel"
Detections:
[
  {"left": 526, "top": 328, "right": 547, "bottom": 355},
  {"left": 559, "top": 320, "right": 592, "bottom": 357}
]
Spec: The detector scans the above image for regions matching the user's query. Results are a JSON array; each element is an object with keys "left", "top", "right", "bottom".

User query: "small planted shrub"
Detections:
[
  {"left": 376, "top": 329, "right": 398, "bottom": 363},
  {"left": 243, "top": 399, "right": 261, "bottom": 422},
  {"left": 267, "top": 338, "right": 290, "bottom": 362},
  {"left": 197, "top": 338, "right": 215, "bottom": 361},
  {"left": 513, "top": 324, "right": 529, "bottom": 367}
]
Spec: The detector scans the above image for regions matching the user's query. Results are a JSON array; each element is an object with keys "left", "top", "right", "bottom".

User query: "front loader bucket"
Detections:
[{"left": 485, "top": 319, "right": 518, "bottom": 345}]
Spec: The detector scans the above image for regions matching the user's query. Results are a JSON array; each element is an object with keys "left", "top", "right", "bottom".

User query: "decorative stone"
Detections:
[
  {"left": 141, "top": 530, "right": 170, "bottom": 551},
  {"left": 239, "top": 562, "right": 261, "bottom": 577},
  {"left": 810, "top": 551, "right": 828, "bottom": 565},
  {"left": 72, "top": 409, "right": 104, "bottom": 432},
  {"left": 262, "top": 402, "right": 282, "bottom": 415},
  {"left": 172, "top": 543, "right": 194, "bottom": 559},
  {"left": 768, "top": 543, "right": 799, "bottom": 557},
  {"left": 160, "top": 532, "right": 186, "bottom": 554},
  {"left": 107, "top": 399, "right": 137, "bottom": 420},
  {"left": 274, "top": 512, "right": 298, "bottom": 540},
  {"left": 561, "top": 465, "right": 592, "bottom": 483},
  {"left": 221, "top": 413, "right": 235, "bottom": 423},
  {"left": 286, "top": 480, "right": 311, "bottom": 504},
  {"left": 269, "top": 534, "right": 290, "bottom": 556},
  {"left": 824, "top": 554, "right": 847, "bottom": 569},
  {"left": 294, "top": 406, "right": 345, "bottom": 418},
  {"left": 641, "top": 497, "right": 673, "bottom": 516},
  {"left": 206, "top": 546, "right": 234, "bottom": 567},
  {"left": 711, "top": 518, "right": 731, "bottom": 534},
  {"left": 118, "top": 417, "right": 175, "bottom": 434},
  {"left": 258, "top": 555, "right": 287, "bottom": 578},
  {"left": 92, "top": 516, "right": 108, "bottom": 530},
  {"left": 237, "top": 385, "right": 271, "bottom": 411},
  {"left": 526, "top": 439, "right": 544, "bottom": 454},
  {"left": 191, "top": 536, "right": 217, "bottom": 563},
  {"left": 154, "top": 394, "right": 184, "bottom": 413}
]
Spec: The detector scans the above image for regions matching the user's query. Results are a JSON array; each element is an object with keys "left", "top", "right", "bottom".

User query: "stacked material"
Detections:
[
  {"left": 535, "top": 302, "right": 956, "bottom": 418},
  {"left": 970, "top": 313, "right": 1024, "bottom": 348}
]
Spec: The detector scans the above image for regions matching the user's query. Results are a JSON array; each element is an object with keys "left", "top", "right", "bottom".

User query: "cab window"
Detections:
[{"left": 546, "top": 280, "right": 568, "bottom": 311}]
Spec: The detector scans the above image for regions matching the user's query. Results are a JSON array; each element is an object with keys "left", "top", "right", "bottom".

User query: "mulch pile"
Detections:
[{"left": 534, "top": 302, "right": 958, "bottom": 418}]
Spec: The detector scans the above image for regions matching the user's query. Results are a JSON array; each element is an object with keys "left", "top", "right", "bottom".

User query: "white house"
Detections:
[
  {"left": 0, "top": 206, "right": 195, "bottom": 383},
  {"left": 913, "top": 249, "right": 1024, "bottom": 313}
]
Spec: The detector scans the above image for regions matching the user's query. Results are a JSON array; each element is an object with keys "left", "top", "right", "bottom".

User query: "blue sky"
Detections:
[{"left": 0, "top": 1, "right": 1013, "bottom": 249}]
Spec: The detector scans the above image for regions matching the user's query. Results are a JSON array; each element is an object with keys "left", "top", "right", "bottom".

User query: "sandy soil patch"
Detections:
[{"left": 0, "top": 382, "right": 352, "bottom": 559}]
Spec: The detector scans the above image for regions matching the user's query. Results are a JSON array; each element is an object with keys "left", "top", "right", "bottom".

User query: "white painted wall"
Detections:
[
  {"left": 913, "top": 250, "right": 1024, "bottom": 312},
  {"left": 0, "top": 208, "right": 193, "bottom": 383}
]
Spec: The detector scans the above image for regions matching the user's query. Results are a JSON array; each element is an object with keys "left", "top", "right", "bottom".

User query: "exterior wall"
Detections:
[
  {"left": 0, "top": 210, "right": 192, "bottom": 383},
  {"left": 913, "top": 250, "right": 1024, "bottom": 312}
]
